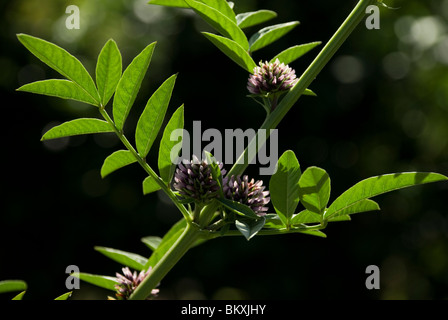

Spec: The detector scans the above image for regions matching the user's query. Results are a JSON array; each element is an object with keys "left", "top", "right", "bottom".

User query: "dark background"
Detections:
[{"left": 1, "top": 0, "right": 447, "bottom": 300}]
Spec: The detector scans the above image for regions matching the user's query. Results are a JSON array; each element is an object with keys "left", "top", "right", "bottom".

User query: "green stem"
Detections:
[
  {"left": 98, "top": 107, "right": 191, "bottom": 222},
  {"left": 129, "top": 223, "right": 201, "bottom": 300},
  {"left": 124, "top": 0, "right": 375, "bottom": 300}
]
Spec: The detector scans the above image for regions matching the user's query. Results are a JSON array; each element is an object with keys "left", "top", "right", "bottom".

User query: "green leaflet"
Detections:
[
  {"left": 142, "top": 176, "right": 162, "bottom": 195},
  {"left": 141, "top": 236, "right": 163, "bottom": 252},
  {"left": 270, "top": 42, "right": 322, "bottom": 65},
  {"left": 94, "top": 246, "right": 148, "bottom": 271},
  {"left": 113, "top": 42, "right": 156, "bottom": 131},
  {"left": 101, "top": 150, "right": 137, "bottom": 178},
  {"left": 11, "top": 291, "right": 26, "bottom": 300},
  {"left": 72, "top": 272, "right": 118, "bottom": 291},
  {"left": 324, "top": 172, "right": 448, "bottom": 220},
  {"left": 17, "top": 79, "right": 99, "bottom": 106},
  {"left": 218, "top": 198, "right": 259, "bottom": 220},
  {"left": 184, "top": 0, "right": 249, "bottom": 50},
  {"left": 135, "top": 74, "right": 177, "bottom": 159},
  {"left": 201, "top": 0, "right": 236, "bottom": 23},
  {"left": 249, "top": 21, "right": 300, "bottom": 53},
  {"left": 54, "top": 292, "right": 72, "bottom": 300},
  {"left": 235, "top": 218, "right": 266, "bottom": 241},
  {"left": 236, "top": 10, "right": 278, "bottom": 29},
  {"left": 202, "top": 32, "right": 257, "bottom": 73},
  {"left": 0, "top": 280, "right": 27, "bottom": 294},
  {"left": 17, "top": 34, "right": 100, "bottom": 104},
  {"left": 158, "top": 105, "right": 184, "bottom": 184},
  {"left": 297, "top": 166, "right": 331, "bottom": 215},
  {"left": 147, "top": 0, "right": 189, "bottom": 8},
  {"left": 41, "top": 118, "right": 113, "bottom": 141},
  {"left": 269, "top": 150, "right": 301, "bottom": 226},
  {"left": 96, "top": 39, "right": 122, "bottom": 107}
]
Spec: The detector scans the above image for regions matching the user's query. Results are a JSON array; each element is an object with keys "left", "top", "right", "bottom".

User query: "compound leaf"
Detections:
[{"left": 17, "top": 33, "right": 100, "bottom": 104}]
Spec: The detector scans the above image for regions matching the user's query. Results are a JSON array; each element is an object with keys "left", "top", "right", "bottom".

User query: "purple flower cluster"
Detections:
[
  {"left": 247, "top": 59, "right": 298, "bottom": 96},
  {"left": 172, "top": 156, "right": 270, "bottom": 216},
  {"left": 173, "top": 155, "right": 226, "bottom": 203},
  {"left": 113, "top": 267, "right": 158, "bottom": 300},
  {"left": 223, "top": 175, "right": 270, "bottom": 216}
]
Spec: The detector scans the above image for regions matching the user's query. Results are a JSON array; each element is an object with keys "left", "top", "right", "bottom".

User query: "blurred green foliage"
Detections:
[{"left": 1, "top": 0, "right": 447, "bottom": 300}]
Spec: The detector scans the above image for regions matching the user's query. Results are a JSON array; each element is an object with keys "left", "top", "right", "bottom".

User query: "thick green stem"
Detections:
[
  {"left": 129, "top": 223, "right": 201, "bottom": 300},
  {"left": 125, "top": 0, "right": 376, "bottom": 299}
]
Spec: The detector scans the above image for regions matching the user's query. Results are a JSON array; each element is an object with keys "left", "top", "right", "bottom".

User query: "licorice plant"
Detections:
[{"left": 1, "top": 0, "right": 447, "bottom": 300}]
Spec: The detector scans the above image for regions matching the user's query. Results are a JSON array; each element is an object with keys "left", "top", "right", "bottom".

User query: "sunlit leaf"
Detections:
[
  {"left": 113, "top": 42, "right": 156, "bottom": 131},
  {"left": 270, "top": 42, "right": 321, "bottom": 65},
  {"left": 148, "top": 0, "right": 189, "bottom": 8},
  {"left": 101, "top": 150, "right": 137, "bottom": 178},
  {"left": 54, "top": 291, "right": 72, "bottom": 300},
  {"left": 72, "top": 272, "right": 118, "bottom": 291},
  {"left": 202, "top": 32, "right": 256, "bottom": 72},
  {"left": 0, "top": 280, "right": 27, "bottom": 294},
  {"left": 269, "top": 150, "right": 301, "bottom": 226},
  {"left": 142, "top": 176, "right": 162, "bottom": 195},
  {"left": 201, "top": 0, "right": 236, "bottom": 22},
  {"left": 11, "top": 291, "right": 26, "bottom": 300},
  {"left": 249, "top": 21, "right": 300, "bottom": 53},
  {"left": 298, "top": 166, "right": 331, "bottom": 215},
  {"left": 96, "top": 39, "right": 122, "bottom": 107},
  {"left": 17, "top": 80, "right": 99, "bottom": 106},
  {"left": 324, "top": 172, "right": 448, "bottom": 220},
  {"left": 41, "top": 118, "right": 113, "bottom": 141},
  {"left": 158, "top": 105, "right": 184, "bottom": 184},
  {"left": 184, "top": 0, "right": 249, "bottom": 50},
  {"left": 17, "top": 34, "right": 100, "bottom": 104},
  {"left": 236, "top": 10, "right": 278, "bottom": 29},
  {"left": 136, "top": 74, "right": 177, "bottom": 159},
  {"left": 94, "top": 246, "right": 148, "bottom": 271},
  {"left": 235, "top": 218, "right": 265, "bottom": 241}
]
